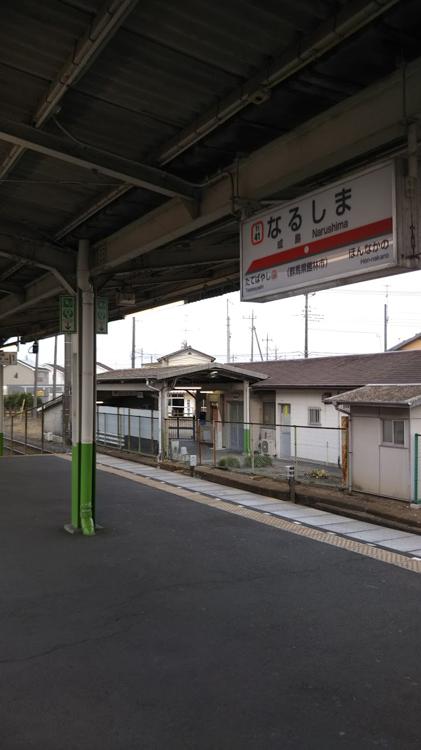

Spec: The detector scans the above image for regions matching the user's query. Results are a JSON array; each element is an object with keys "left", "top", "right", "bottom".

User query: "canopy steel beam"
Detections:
[
  {"left": 0, "top": 273, "right": 63, "bottom": 321},
  {"left": 92, "top": 54, "right": 421, "bottom": 274},
  {"left": 0, "top": 281, "right": 22, "bottom": 295},
  {"left": 0, "top": 118, "right": 198, "bottom": 200},
  {"left": 0, "top": 233, "right": 76, "bottom": 277},
  {"left": 0, "top": 0, "right": 139, "bottom": 181},
  {"left": 157, "top": 0, "right": 400, "bottom": 164},
  {"left": 54, "top": 0, "right": 399, "bottom": 239}
]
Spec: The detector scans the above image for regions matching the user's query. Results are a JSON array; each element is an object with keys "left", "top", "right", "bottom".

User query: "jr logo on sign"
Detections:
[{"left": 251, "top": 220, "right": 264, "bottom": 245}]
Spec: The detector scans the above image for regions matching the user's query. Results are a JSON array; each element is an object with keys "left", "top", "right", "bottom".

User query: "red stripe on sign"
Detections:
[{"left": 246, "top": 217, "right": 393, "bottom": 274}]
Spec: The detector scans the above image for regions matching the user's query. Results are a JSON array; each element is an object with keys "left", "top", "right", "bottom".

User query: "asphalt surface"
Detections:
[{"left": 1, "top": 456, "right": 421, "bottom": 749}]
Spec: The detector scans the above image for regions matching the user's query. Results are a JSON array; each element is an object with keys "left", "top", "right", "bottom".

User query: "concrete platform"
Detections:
[
  {"left": 2, "top": 455, "right": 421, "bottom": 749},
  {"left": 96, "top": 453, "right": 421, "bottom": 558}
]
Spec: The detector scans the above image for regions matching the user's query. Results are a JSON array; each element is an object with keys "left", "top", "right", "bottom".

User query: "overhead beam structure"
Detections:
[
  {"left": 0, "top": 273, "right": 64, "bottom": 321},
  {"left": 0, "top": 0, "right": 139, "bottom": 181},
  {"left": 0, "top": 119, "right": 199, "bottom": 200},
  {"left": 157, "top": 0, "right": 401, "bottom": 164},
  {"left": 54, "top": 0, "right": 400, "bottom": 239},
  {"left": 0, "top": 233, "right": 75, "bottom": 277},
  {"left": 92, "top": 54, "right": 421, "bottom": 274}
]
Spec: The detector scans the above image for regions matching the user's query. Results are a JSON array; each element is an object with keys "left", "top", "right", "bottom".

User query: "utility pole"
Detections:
[
  {"left": 254, "top": 326, "right": 264, "bottom": 362},
  {"left": 226, "top": 299, "right": 231, "bottom": 363},
  {"left": 304, "top": 293, "right": 309, "bottom": 359},
  {"left": 131, "top": 317, "right": 136, "bottom": 368},
  {"left": 52, "top": 335, "right": 58, "bottom": 400},
  {"left": 274, "top": 346, "right": 278, "bottom": 360},
  {"left": 250, "top": 310, "right": 254, "bottom": 362},
  {"left": 384, "top": 286, "right": 389, "bottom": 351},
  {"left": 265, "top": 333, "right": 273, "bottom": 361}
]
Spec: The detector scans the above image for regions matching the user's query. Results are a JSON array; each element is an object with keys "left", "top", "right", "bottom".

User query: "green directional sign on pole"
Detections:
[
  {"left": 59, "top": 295, "right": 77, "bottom": 333},
  {"left": 96, "top": 297, "right": 108, "bottom": 334}
]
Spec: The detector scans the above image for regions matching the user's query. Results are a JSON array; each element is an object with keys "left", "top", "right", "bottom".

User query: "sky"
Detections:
[{"left": 15, "top": 267, "right": 421, "bottom": 370}]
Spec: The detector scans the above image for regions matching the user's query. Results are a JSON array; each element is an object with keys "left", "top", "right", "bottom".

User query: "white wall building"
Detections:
[
  {"left": 2, "top": 359, "right": 49, "bottom": 397},
  {"left": 329, "top": 384, "right": 421, "bottom": 502}
]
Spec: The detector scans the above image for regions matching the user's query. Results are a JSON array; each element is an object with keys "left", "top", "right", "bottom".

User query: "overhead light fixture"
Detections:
[
  {"left": 200, "top": 390, "right": 215, "bottom": 394},
  {"left": 116, "top": 288, "right": 135, "bottom": 306},
  {"left": 173, "top": 386, "right": 201, "bottom": 391}
]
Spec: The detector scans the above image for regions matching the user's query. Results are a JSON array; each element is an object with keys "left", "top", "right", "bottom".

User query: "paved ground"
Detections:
[
  {"left": 2, "top": 456, "right": 421, "bottom": 749},
  {"left": 97, "top": 453, "right": 421, "bottom": 557}
]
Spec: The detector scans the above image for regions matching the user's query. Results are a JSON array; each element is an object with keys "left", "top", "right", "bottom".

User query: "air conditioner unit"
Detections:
[{"left": 260, "top": 439, "right": 275, "bottom": 455}]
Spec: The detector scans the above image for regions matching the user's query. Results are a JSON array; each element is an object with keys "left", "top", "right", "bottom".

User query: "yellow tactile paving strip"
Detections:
[{"left": 97, "top": 463, "right": 421, "bottom": 575}]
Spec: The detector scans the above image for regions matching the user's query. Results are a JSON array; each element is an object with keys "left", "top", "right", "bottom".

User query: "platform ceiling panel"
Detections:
[{"left": 0, "top": 0, "right": 420, "bottom": 343}]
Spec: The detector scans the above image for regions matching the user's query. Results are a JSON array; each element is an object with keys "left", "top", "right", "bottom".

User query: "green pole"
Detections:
[{"left": 80, "top": 442, "right": 95, "bottom": 535}]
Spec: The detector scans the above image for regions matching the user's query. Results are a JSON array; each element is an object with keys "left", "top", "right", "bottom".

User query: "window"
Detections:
[
  {"left": 382, "top": 419, "right": 405, "bottom": 446},
  {"left": 263, "top": 401, "right": 275, "bottom": 426},
  {"left": 308, "top": 407, "right": 321, "bottom": 426},
  {"left": 168, "top": 392, "right": 185, "bottom": 416}
]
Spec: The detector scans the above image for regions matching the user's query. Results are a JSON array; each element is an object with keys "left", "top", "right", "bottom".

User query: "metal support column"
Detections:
[
  {"left": 67, "top": 239, "right": 96, "bottom": 536},
  {"left": 63, "top": 333, "right": 72, "bottom": 446}
]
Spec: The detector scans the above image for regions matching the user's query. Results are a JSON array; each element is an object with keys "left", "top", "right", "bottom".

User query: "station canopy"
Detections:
[{"left": 0, "top": 0, "right": 421, "bottom": 344}]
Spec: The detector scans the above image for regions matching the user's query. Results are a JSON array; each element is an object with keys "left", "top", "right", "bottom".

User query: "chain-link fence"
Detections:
[
  {"left": 164, "top": 418, "right": 348, "bottom": 488},
  {"left": 97, "top": 407, "right": 159, "bottom": 456},
  {"left": 3, "top": 404, "right": 66, "bottom": 453}
]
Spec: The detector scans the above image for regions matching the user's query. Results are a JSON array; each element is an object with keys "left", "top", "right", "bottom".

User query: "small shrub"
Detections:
[
  {"left": 4, "top": 392, "right": 36, "bottom": 413},
  {"left": 218, "top": 455, "right": 241, "bottom": 469},
  {"left": 309, "top": 468, "right": 329, "bottom": 479},
  {"left": 243, "top": 453, "right": 273, "bottom": 469}
]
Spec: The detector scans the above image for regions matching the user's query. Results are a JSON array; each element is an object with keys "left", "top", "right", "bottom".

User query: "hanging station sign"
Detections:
[
  {"left": 96, "top": 297, "right": 109, "bottom": 334},
  {"left": 240, "top": 161, "right": 419, "bottom": 301},
  {"left": 59, "top": 295, "right": 77, "bottom": 333}
]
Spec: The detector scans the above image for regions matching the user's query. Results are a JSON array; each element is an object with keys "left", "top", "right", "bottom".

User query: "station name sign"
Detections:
[{"left": 240, "top": 161, "right": 419, "bottom": 301}]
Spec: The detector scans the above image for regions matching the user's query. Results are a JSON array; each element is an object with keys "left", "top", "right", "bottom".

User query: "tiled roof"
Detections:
[
  {"left": 97, "top": 362, "right": 267, "bottom": 383},
  {"left": 231, "top": 351, "right": 421, "bottom": 389},
  {"left": 328, "top": 384, "right": 421, "bottom": 406}
]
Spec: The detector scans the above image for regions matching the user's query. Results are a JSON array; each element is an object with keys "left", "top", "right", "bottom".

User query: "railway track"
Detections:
[{"left": 3, "top": 438, "right": 57, "bottom": 456}]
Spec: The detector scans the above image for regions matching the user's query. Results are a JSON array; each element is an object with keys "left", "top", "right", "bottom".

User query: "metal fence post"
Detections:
[
  {"left": 128, "top": 408, "right": 131, "bottom": 452},
  {"left": 41, "top": 407, "right": 45, "bottom": 453},
  {"left": 415, "top": 434, "right": 419, "bottom": 504},
  {"left": 197, "top": 420, "right": 202, "bottom": 465},
  {"left": 212, "top": 420, "right": 216, "bottom": 467},
  {"left": 24, "top": 408, "right": 28, "bottom": 454},
  {"left": 294, "top": 425, "right": 297, "bottom": 475}
]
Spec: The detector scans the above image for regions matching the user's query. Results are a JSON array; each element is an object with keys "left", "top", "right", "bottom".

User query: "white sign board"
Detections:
[
  {"left": 0, "top": 351, "right": 17, "bottom": 366},
  {"left": 241, "top": 161, "right": 407, "bottom": 301}
]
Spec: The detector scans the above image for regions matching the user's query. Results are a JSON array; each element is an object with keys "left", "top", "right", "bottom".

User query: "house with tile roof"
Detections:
[
  {"left": 97, "top": 351, "right": 421, "bottom": 484},
  {"left": 388, "top": 332, "right": 421, "bottom": 352},
  {"left": 232, "top": 351, "right": 421, "bottom": 469},
  {"left": 328, "top": 384, "right": 421, "bottom": 502}
]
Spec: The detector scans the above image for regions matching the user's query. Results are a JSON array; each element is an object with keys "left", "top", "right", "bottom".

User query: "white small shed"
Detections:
[{"left": 329, "top": 384, "right": 421, "bottom": 502}]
